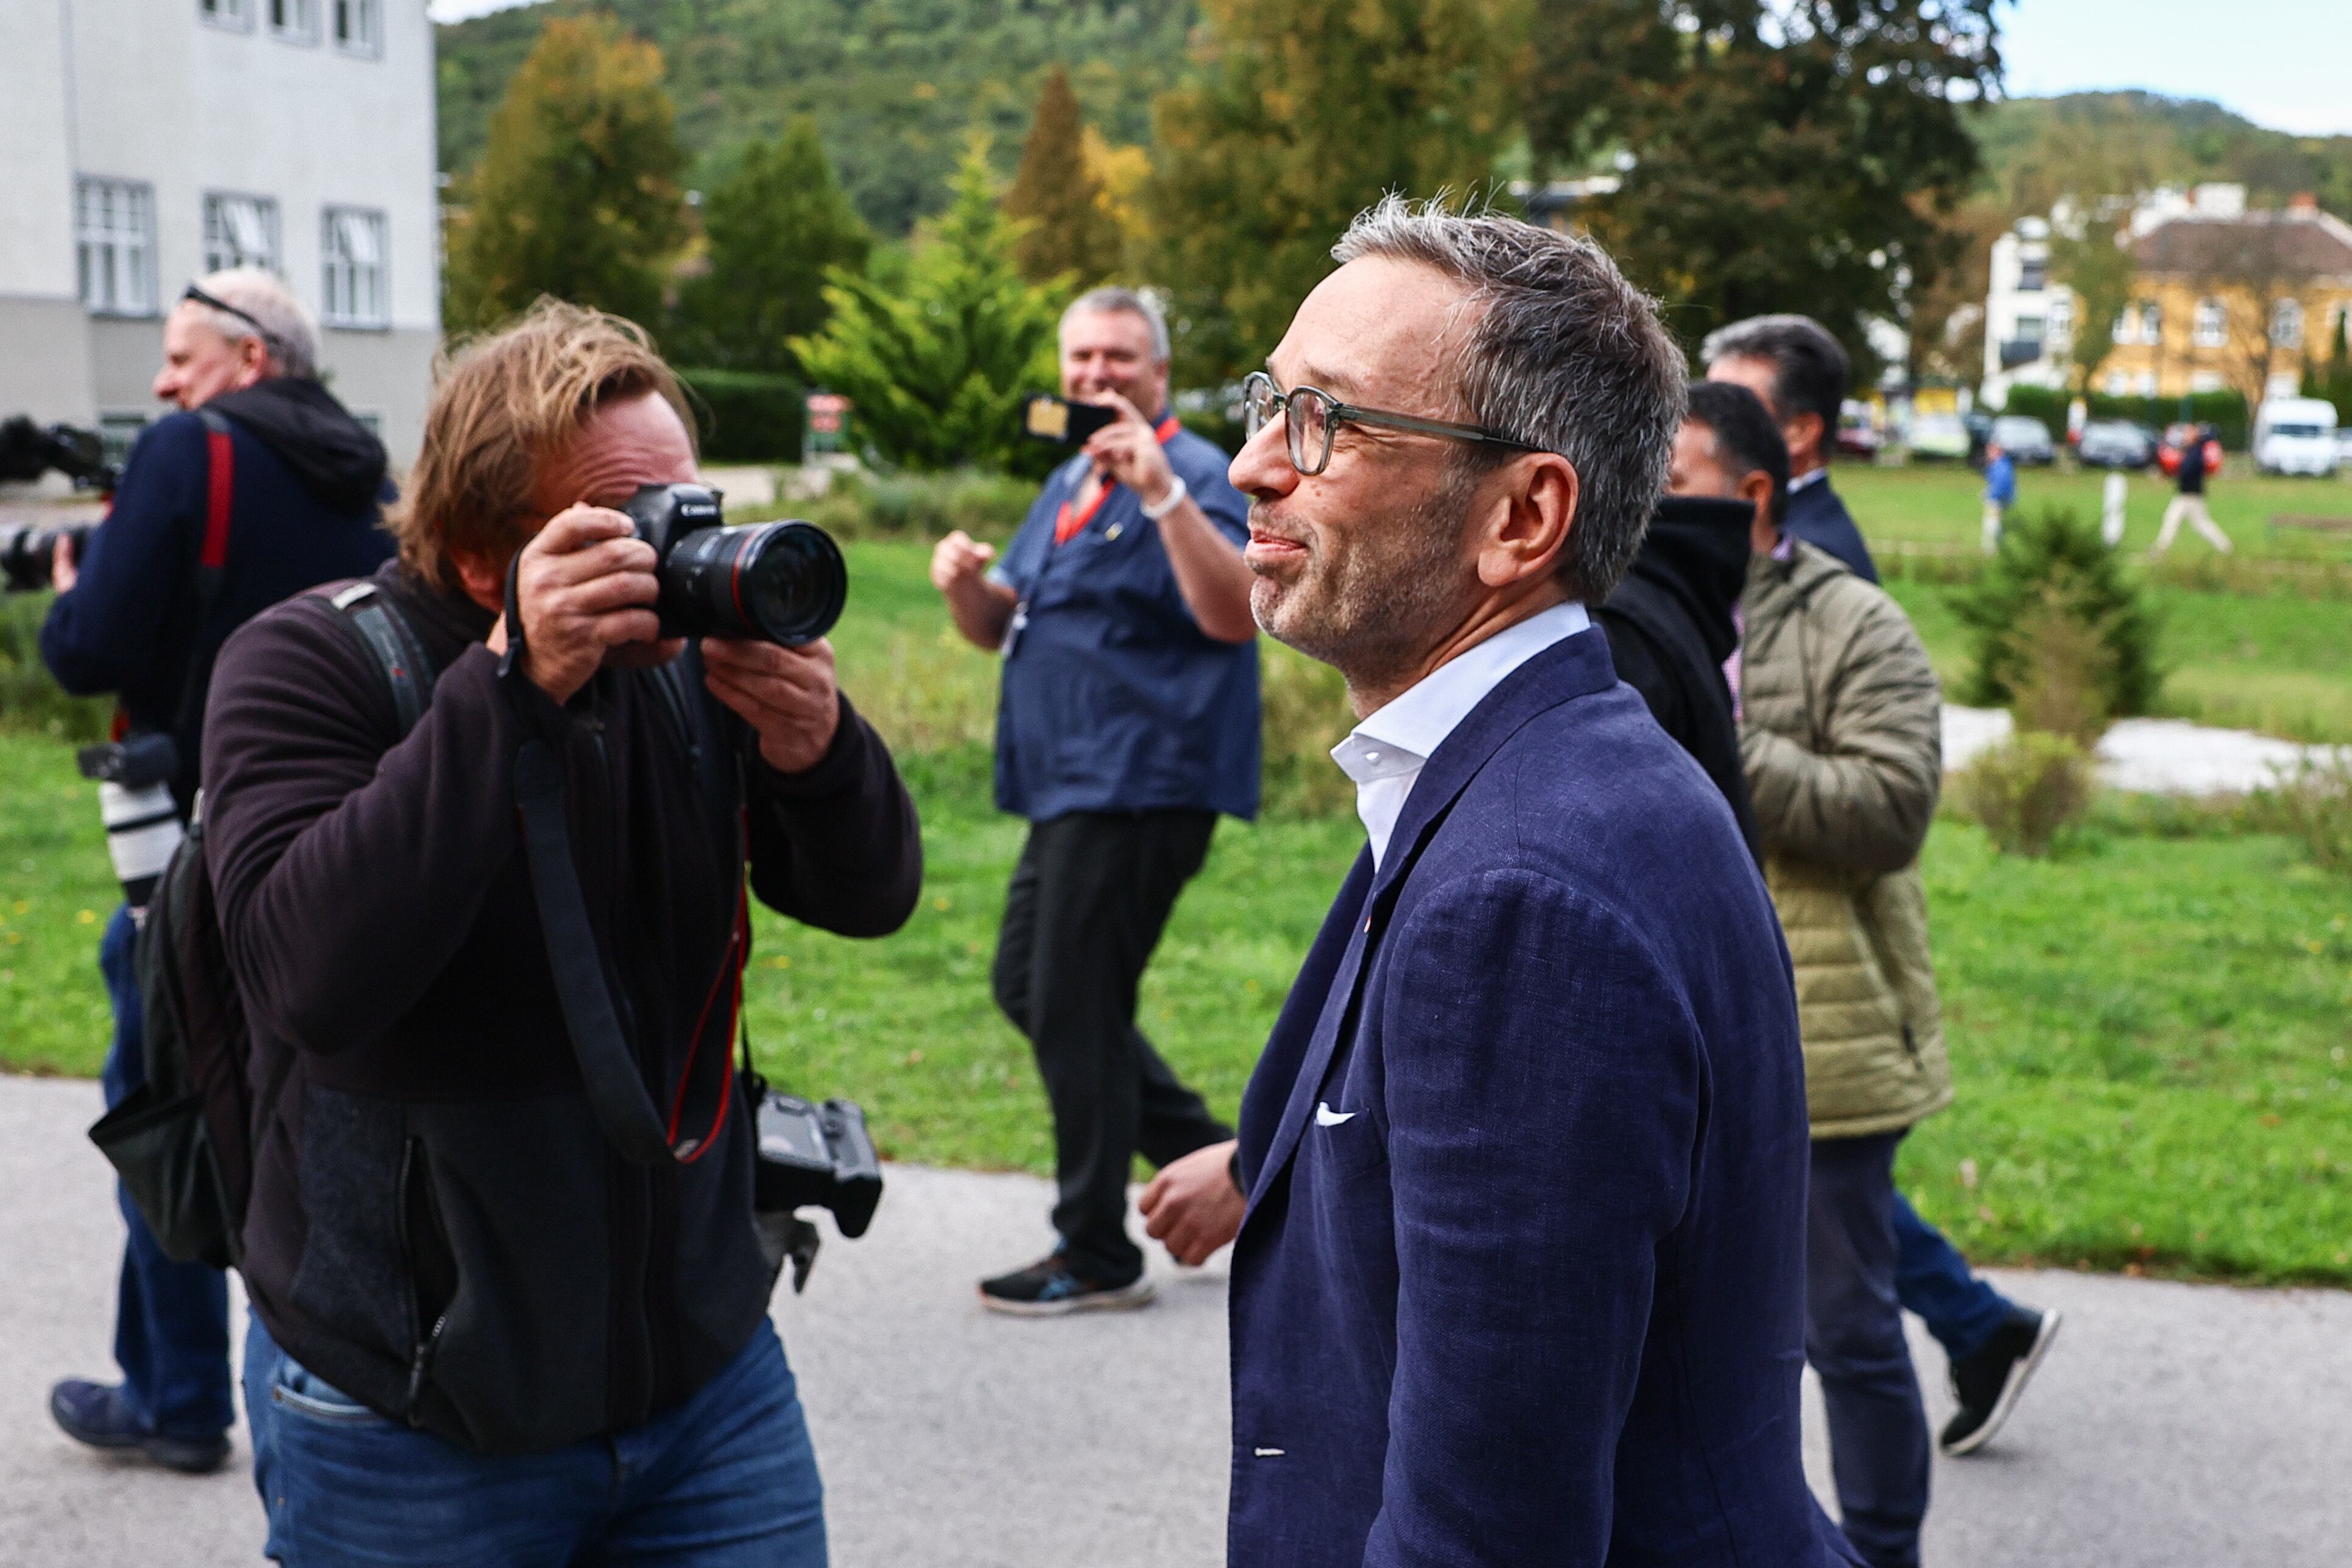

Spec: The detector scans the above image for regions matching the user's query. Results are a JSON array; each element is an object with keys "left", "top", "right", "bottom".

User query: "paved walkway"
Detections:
[
  {"left": 1943, "top": 705, "right": 2347, "bottom": 795},
  {"left": 5, "top": 1074, "right": 2349, "bottom": 1566}
]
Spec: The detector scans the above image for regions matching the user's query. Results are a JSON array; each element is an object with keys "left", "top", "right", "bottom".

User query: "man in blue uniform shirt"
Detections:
[{"left": 931, "top": 287, "right": 1261, "bottom": 1313}]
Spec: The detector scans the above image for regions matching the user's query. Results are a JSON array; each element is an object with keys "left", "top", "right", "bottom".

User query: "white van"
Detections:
[{"left": 2253, "top": 397, "right": 2340, "bottom": 476}]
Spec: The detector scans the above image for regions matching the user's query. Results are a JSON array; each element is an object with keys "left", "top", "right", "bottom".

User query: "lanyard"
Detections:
[{"left": 1054, "top": 415, "right": 1181, "bottom": 546}]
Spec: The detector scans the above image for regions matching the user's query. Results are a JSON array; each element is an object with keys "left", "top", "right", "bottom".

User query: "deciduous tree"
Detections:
[
  {"left": 2051, "top": 219, "right": 2136, "bottom": 393},
  {"left": 1005, "top": 68, "right": 1125, "bottom": 288},
  {"left": 443, "top": 15, "right": 686, "bottom": 333}
]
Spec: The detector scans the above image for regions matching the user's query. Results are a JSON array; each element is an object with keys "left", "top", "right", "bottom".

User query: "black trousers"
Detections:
[{"left": 991, "top": 809, "right": 1233, "bottom": 1280}]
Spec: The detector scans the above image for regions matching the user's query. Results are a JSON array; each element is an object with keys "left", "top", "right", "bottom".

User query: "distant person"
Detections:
[
  {"left": 930, "top": 286, "right": 1258, "bottom": 1315},
  {"left": 2154, "top": 423, "right": 2232, "bottom": 555},
  {"left": 1703, "top": 313, "right": 1879, "bottom": 582},
  {"left": 41, "top": 268, "right": 395, "bottom": 1476},
  {"left": 1981, "top": 440, "right": 2015, "bottom": 553},
  {"left": 2101, "top": 467, "right": 2129, "bottom": 547},
  {"left": 1216, "top": 199, "right": 1852, "bottom": 1568}
]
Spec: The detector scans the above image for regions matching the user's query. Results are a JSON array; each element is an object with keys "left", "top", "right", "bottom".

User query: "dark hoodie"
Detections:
[
  {"left": 42, "top": 376, "right": 395, "bottom": 809},
  {"left": 1595, "top": 495, "right": 1761, "bottom": 862}
]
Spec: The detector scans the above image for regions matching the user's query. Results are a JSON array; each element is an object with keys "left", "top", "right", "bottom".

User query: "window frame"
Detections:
[
  {"left": 319, "top": 206, "right": 391, "bottom": 329},
  {"left": 199, "top": 0, "right": 254, "bottom": 30},
  {"left": 74, "top": 177, "right": 160, "bottom": 318},
  {"left": 2271, "top": 298, "right": 2304, "bottom": 351},
  {"left": 2192, "top": 298, "right": 2228, "bottom": 350},
  {"left": 203, "top": 191, "right": 283, "bottom": 275},
  {"left": 329, "top": 0, "right": 382, "bottom": 57},
  {"left": 264, "top": 0, "right": 319, "bottom": 44}
]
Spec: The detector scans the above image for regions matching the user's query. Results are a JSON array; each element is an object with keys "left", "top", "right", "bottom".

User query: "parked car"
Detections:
[
  {"left": 1989, "top": 415, "right": 2058, "bottom": 465},
  {"left": 2076, "top": 419, "right": 2157, "bottom": 469},
  {"left": 1836, "top": 400, "right": 1884, "bottom": 460},
  {"left": 1906, "top": 413, "right": 1970, "bottom": 461},
  {"left": 2253, "top": 396, "right": 2340, "bottom": 476}
]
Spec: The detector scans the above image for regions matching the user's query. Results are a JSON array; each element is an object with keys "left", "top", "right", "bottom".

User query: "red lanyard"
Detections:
[{"left": 1054, "top": 415, "right": 1181, "bottom": 546}]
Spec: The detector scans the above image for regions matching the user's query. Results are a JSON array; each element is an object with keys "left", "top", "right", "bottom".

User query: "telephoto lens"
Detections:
[
  {"left": 620, "top": 483, "right": 847, "bottom": 646},
  {"left": 0, "top": 522, "right": 95, "bottom": 593},
  {"left": 76, "top": 733, "right": 185, "bottom": 909}
]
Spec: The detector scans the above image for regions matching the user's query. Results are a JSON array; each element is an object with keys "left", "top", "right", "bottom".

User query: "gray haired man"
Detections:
[{"left": 930, "top": 287, "right": 1262, "bottom": 1312}]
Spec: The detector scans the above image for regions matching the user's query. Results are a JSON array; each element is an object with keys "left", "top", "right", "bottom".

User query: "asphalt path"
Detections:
[{"left": 5, "top": 1074, "right": 2348, "bottom": 1566}]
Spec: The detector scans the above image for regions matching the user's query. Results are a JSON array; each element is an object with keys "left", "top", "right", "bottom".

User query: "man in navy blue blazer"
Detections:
[
  {"left": 1216, "top": 199, "right": 1857, "bottom": 1566},
  {"left": 1702, "top": 315, "right": 1879, "bottom": 584}
]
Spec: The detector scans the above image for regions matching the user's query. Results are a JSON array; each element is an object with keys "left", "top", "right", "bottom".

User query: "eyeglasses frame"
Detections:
[
  {"left": 1241, "top": 370, "right": 1544, "bottom": 477},
  {"left": 180, "top": 283, "right": 291, "bottom": 362}
]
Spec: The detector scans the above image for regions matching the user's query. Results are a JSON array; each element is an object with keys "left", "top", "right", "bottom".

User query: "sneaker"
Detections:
[
  {"left": 1939, "top": 1306, "right": 2062, "bottom": 1457},
  {"left": 49, "top": 1379, "right": 231, "bottom": 1475},
  {"left": 978, "top": 1252, "right": 1155, "bottom": 1317}
]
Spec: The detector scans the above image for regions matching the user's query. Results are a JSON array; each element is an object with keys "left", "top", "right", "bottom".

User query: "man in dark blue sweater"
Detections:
[
  {"left": 1703, "top": 313, "right": 1880, "bottom": 583},
  {"left": 41, "top": 267, "right": 393, "bottom": 1474}
]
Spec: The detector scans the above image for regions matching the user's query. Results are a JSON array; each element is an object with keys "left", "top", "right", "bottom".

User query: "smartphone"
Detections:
[{"left": 1021, "top": 395, "right": 1119, "bottom": 447}]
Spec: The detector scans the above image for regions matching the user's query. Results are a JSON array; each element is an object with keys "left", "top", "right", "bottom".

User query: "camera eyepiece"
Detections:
[{"left": 619, "top": 483, "right": 847, "bottom": 647}]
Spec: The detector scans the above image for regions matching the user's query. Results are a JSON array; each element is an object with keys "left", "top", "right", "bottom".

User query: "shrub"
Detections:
[
  {"left": 676, "top": 368, "right": 806, "bottom": 463},
  {"left": 1997, "top": 385, "right": 2252, "bottom": 451},
  {"left": 1953, "top": 730, "right": 2096, "bottom": 857},
  {"left": 1950, "top": 507, "right": 2162, "bottom": 732},
  {"left": 2250, "top": 753, "right": 2352, "bottom": 876},
  {"left": 1258, "top": 641, "right": 1355, "bottom": 820},
  {"left": 797, "top": 469, "right": 1038, "bottom": 541},
  {"left": 0, "top": 594, "right": 108, "bottom": 742}
]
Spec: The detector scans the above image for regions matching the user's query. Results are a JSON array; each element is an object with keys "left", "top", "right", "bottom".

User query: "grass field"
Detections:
[{"left": 4, "top": 471, "right": 2349, "bottom": 1284}]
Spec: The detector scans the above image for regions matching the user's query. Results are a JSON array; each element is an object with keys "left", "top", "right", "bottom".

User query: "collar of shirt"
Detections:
[
  {"left": 1787, "top": 466, "right": 1828, "bottom": 494},
  {"left": 1328, "top": 600, "right": 1591, "bottom": 870}
]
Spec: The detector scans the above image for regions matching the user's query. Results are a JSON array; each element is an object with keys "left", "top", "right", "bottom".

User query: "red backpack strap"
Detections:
[{"left": 195, "top": 408, "right": 235, "bottom": 588}]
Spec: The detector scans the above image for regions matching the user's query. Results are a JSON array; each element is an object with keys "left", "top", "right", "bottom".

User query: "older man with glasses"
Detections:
[{"left": 1211, "top": 199, "right": 1856, "bottom": 1567}]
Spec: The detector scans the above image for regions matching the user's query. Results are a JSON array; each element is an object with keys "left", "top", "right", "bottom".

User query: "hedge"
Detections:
[
  {"left": 676, "top": 368, "right": 807, "bottom": 463},
  {"left": 1998, "top": 383, "right": 2250, "bottom": 451}
]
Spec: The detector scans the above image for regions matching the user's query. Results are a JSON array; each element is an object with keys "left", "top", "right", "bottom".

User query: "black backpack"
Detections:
[{"left": 88, "top": 580, "right": 435, "bottom": 1268}]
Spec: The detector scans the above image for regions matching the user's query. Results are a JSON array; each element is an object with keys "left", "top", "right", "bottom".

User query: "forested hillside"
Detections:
[{"left": 435, "top": 0, "right": 1197, "bottom": 236}]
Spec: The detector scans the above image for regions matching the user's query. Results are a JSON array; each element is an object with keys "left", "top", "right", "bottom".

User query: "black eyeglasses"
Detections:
[
  {"left": 1241, "top": 370, "right": 1544, "bottom": 477},
  {"left": 181, "top": 283, "right": 287, "bottom": 356}
]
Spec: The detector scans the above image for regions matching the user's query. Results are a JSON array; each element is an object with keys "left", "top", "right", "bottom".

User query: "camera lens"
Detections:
[{"left": 658, "top": 521, "right": 846, "bottom": 645}]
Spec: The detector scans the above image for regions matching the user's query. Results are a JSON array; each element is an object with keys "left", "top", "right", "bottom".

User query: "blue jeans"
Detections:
[
  {"left": 1892, "top": 1190, "right": 2012, "bottom": 1363},
  {"left": 1808, "top": 1134, "right": 1929, "bottom": 1568},
  {"left": 243, "top": 1313, "right": 827, "bottom": 1567},
  {"left": 99, "top": 903, "right": 234, "bottom": 1440}
]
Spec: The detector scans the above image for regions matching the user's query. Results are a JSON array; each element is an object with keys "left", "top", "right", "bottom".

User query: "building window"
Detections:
[
  {"left": 2136, "top": 370, "right": 2158, "bottom": 397},
  {"left": 2189, "top": 371, "right": 2225, "bottom": 393},
  {"left": 203, "top": 192, "right": 280, "bottom": 273},
  {"left": 2138, "top": 301, "right": 2161, "bottom": 344},
  {"left": 199, "top": 0, "right": 253, "bottom": 28},
  {"left": 2047, "top": 297, "right": 2073, "bottom": 344},
  {"left": 321, "top": 208, "right": 389, "bottom": 327},
  {"left": 2102, "top": 370, "right": 2132, "bottom": 397},
  {"left": 2192, "top": 298, "right": 2228, "bottom": 348},
  {"left": 2017, "top": 255, "right": 2046, "bottom": 292},
  {"left": 2014, "top": 314, "right": 2044, "bottom": 346},
  {"left": 2271, "top": 298, "right": 2304, "bottom": 351},
  {"left": 330, "top": 0, "right": 381, "bottom": 55},
  {"left": 266, "top": 0, "right": 317, "bottom": 41},
  {"left": 76, "top": 178, "right": 157, "bottom": 317}
]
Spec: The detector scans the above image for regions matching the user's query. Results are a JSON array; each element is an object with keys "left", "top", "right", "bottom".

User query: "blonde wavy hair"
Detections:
[{"left": 391, "top": 299, "right": 695, "bottom": 591}]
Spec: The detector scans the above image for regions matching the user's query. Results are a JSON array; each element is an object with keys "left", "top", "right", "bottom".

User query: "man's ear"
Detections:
[
  {"left": 1476, "top": 453, "right": 1578, "bottom": 589},
  {"left": 449, "top": 547, "right": 508, "bottom": 614},
  {"left": 1738, "top": 471, "right": 1778, "bottom": 555},
  {"left": 1784, "top": 410, "right": 1825, "bottom": 465}
]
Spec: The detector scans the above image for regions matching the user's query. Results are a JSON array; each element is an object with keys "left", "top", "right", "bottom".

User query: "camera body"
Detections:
[
  {"left": 0, "top": 520, "right": 95, "bottom": 594},
  {"left": 1021, "top": 395, "right": 1118, "bottom": 449},
  {"left": 618, "top": 483, "right": 847, "bottom": 647},
  {"left": 754, "top": 1088, "right": 883, "bottom": 1237}
]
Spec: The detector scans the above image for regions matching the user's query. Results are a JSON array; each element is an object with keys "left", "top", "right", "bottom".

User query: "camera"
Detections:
[
  {"left": 618, "top": 483, "right": 847, "bottom": 646},
  {"left": 1, "top": 415, "right": 118, "bottom": 491},
  {"left": 76, "top": 733, "right": 185, "bottom": 910},
  {"left": 0, "top": 520, "right": 96, "bottom": 594},
  {"left": 750, "top": 1079, "right": 884, "bottom": 1293},
  {"left": 1021, "top": 395, "right": 1119, "bottom": 448}
]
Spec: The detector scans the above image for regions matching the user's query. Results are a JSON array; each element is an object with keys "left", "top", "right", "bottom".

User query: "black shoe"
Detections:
[
  {"left": 978, "top": 1251, "right": 1155, "bottom": 1317},
  {"left": 49, "top": 1379, "right": 231, "bottom": 1475},
  {"left": 1939, "top": 1306, "right": 2062, "bottom": 1456}
]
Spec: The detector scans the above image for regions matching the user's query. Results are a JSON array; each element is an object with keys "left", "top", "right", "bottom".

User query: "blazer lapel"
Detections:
[{"left": 1244, "top": 627, "right": 1621, "bottom": 1207}]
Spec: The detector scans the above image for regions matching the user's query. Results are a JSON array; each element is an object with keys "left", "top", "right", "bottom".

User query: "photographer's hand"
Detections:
[
  {"left": 487, "top": 505, "right": 665, "bottom": 706},
  {"left": 1139, "top": 1138, "right": 1245, "bottom": 1266},
  {"left": 51, "top": 534, "right": 79, "bottom": 594},
  {"left": 704, "top": 638, "right": 842, "bottom": 775},
  {"left": 1083, "top": 392, "right": 1177, "bottom": 508}
]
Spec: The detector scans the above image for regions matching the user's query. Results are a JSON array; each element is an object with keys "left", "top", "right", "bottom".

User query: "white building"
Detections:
[
  {"left": 2, "top": 0, "right": 440, "bottom": 468},
  {"left": 1981, "top": 216, "right": 2071, "bottom": 407}
]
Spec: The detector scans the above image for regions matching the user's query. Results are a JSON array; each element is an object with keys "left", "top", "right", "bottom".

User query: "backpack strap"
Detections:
[
  {"left": 167, "top": 409, "right": 240, "bottom": 749},
  {"left": 326, "top": 580, "right": 437, "bottom": 736}
]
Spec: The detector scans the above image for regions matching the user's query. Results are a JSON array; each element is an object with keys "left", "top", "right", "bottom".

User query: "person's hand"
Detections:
[
  {"left": 704, "top": 637, "right": 842, "bottom": 775},
  {"left": 1083, "top": 391, "right": 1177, "bottom": 510},
  {"left": 929, "top": 530, "right": 996, "bottom": 594},
  {"left": 1139, "top": 1138, "right": 1245, "bottom": 1267},
  {"left": 51, "top": 533, "right": 79, "bottom": 594},
  {"left": 488, "top": 504, "right": 664, "bottom": 705}
]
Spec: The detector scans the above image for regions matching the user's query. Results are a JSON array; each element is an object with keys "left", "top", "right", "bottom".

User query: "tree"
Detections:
[
  {"left": 1524, "top": 0, "right": 2001, "bottom": 376},
  {"left": 1005, "top": 68, "right": 1124, "bottom": 289},
  {"left": 792, "top": 139, "right": 1066, "bottom": 473},
  {"left": 2051, "top": 219, "right": 2135, "bottom": 394},
  {"left": 670, "top": 117, "right": 871, "bottom": 373},
  {"left": 443, "top": 16, "right": 686, "bottom": 333},
  {"left": 1144, "top": 0, "right": 1529, "bottom": 384}
]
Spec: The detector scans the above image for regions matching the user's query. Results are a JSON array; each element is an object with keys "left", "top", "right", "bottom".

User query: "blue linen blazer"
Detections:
[{"left": 1227, "top": 627, "right": 1856, "bottom": 1568}]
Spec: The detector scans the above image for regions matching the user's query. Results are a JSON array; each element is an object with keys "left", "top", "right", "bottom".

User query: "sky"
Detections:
[{"left": 423, "top": 0, "right": 2352, "bottom": 138}]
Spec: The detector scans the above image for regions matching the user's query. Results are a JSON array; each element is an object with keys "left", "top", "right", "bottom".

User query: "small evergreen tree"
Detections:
[
  {"left": 443, "top": 16, "right": 686, "bottom": 332},
  {"left": 1951, "top": 508, "right": 2163, "bottom": 729},
  {"left": 2323, "top": 308, "right": 2352, "bottom": 421},
  {"left": 792, "top": 138, "right": 1066, "bottom": 473},
  {"left": 1004, "top": 68, "right": 1124, "bottom": 288},
  {"left": 672, "top": 117, "right": 872, "bottom": 373}
]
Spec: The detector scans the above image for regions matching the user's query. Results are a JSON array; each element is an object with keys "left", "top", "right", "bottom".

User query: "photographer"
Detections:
[
  {"left": 43, "top": 268, "right": 393, "bottom": 1475},
  {"left": 199, "top": 301, "right": 917, "bottom": 1562}
]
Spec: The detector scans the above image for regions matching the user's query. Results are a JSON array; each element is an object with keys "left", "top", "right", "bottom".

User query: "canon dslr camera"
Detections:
[
  {"left": 619, "top": 483, "right": 847, "bottom": 647},
  {"left": 748, "top": 1072, "right": 883, "bottom": 1293}
]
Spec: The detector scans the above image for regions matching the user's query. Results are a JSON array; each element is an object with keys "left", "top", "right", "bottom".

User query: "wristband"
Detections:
[{"left": 1141, "top": 474, "right": 1189, "bottom": 521}]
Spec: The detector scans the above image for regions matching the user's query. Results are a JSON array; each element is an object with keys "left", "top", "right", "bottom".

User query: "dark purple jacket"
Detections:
[{"left": 1227, "top": 628, "right": 1854, "bottom": 1567}]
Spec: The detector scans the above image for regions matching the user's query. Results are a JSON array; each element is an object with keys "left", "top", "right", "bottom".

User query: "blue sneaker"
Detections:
[
  {"left": 49, "top": 1379, "right": 231, "bottom": 1474},
  {"left": 978, "top": 1251, "right": 1154, "bottom": 1317}
]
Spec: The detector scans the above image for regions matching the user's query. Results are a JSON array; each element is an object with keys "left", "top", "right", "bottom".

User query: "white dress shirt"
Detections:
[{"left": 1328, "top": 601, "right": 1591, "bottom": 870}]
